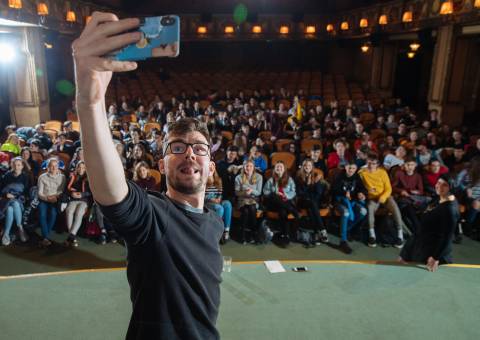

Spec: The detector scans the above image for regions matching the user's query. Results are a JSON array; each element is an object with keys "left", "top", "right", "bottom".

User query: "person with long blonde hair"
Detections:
[
  {"left": 296, "top": 158, "right": 329, "bottom": 245},
  {"left": 234, "top": 159, "right": 263, "bottom": 244}
]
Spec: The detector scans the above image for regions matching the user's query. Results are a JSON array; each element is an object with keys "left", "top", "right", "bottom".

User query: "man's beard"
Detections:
[{"left": 167, "top": 170, "right": 206, "bottom": 195}]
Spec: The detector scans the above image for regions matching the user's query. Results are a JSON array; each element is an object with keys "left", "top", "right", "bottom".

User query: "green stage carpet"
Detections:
[{"left": 1, "top": 263, "right": 479, "bottom": 340}]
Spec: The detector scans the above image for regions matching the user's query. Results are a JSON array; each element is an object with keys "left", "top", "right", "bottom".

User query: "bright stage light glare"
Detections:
[{"left": 0, "top": 43, "right": 15, "bottom": 63}]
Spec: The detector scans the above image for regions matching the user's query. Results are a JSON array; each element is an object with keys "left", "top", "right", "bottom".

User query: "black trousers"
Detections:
[
  {"left": 264, "top": 195, "right": 300, "bottom": 235},
  {"left": 239, "top": 204, "right": 257, "bottom": 240},
  {"left": 297, "top": 198, "right": 325, "bottom": 231}
]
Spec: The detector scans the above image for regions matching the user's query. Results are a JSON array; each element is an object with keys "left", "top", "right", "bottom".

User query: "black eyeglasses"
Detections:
[{"left": 165, "top": 141, "right": 210, "bottom": 156}]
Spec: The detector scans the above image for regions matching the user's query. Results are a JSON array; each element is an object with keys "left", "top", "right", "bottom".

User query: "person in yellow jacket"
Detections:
[
  {"left": 359, "top": 152, "right": 407, "bottom": 248},
  {"left": 0, "top": 134, "right": 22, "bottom": 156}
]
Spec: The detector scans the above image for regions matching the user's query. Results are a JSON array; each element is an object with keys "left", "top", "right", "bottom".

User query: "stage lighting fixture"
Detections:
[
  {"left": 410, "top": 42, "right": 420, "bottom": 51},
  {"left": 475, "top": 0, "right": 480, "bottom": 8},
  {"left": 359, "top": 18, "right": 368, "bottom": 28},
  {"left": 8, "top": 0, "right": 22, "bottom": 9},
  {"left": 66, "top": 10, "right": 76, "bottom": 23},
  {"left": 305, "top": 26, "right": 316, "bottom": 34},
  {"left": 407, "top": 51, "right": 415, "bottom": 58},
  {"left": 224, "top": 26, "right": 234, "bottom": 34},
  {"left": 340, "top": 21, "right": 349, "bottom": 31},
  {"left": 440, "top": 1, "right": 453, "bottom": 15},
  {"left": 0, "top": 43, "right": 15, "bottom": 63},
  {"left": 197, "top": 26, "right": 207, "bottom": 34},
  {"left": 279, "top": 26, "right": 289, "bottom": 34},
  {"left": 37, "top": 3, "right": 48, "bottom": 16},
  {"left": 326, "top": 24, "right": 334, "bottom": 33},
  {"left": 402, "top": 11, "right": 413, "bottom": 23},
  {"left": 252, "top": 25, "right": 262, "bottom": 34},
  {"left": 378, "top": 15, "right": 388, "bottom": 25},
  {"left": 361, "top": 43, "right": 370, "bottom": 53}
]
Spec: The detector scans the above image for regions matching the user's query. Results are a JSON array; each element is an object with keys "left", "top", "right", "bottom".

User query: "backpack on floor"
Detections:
[
  {"left": 257, "top": 220, "right": 274, "bottom": 244},
  {"left": 296, "top": 228, "right": 314, "bottom": 246}
]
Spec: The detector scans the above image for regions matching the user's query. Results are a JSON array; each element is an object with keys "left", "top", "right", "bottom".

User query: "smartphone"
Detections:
[
  {"left": 112, "top": 15, "right": 180, "bottom": 61},
  {"left": 292, "top": 267, "right": 308, "bottom": 272}
]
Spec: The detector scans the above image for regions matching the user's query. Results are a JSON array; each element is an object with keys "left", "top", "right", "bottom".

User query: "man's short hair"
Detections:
[
  {"left": 366, "top": 152, "right": 379, "bottom": 161},
  {"left": 404, "top": 156, "right": 417, "bottom": 164},
  {"left": 163, "top": 118, "right": 211, "bottom": 155},
  {"left": 227, "top": 145, "right": 239, "bottom": 152}
]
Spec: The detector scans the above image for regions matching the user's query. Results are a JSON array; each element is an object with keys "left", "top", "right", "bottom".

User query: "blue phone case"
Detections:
[{"left": 112, "top": 15, "right": 180, "bottom": 61}]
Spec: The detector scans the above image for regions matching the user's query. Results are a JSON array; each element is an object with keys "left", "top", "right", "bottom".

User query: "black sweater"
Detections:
[
  {"left": 331, "top": 171, "right": 367, "bottom": 199},
  {"left": 100, "top": 181, "right": 224, "bottom": 340},
  {"left": 401, "top": 199, "right": 459, "bottom": 264}
]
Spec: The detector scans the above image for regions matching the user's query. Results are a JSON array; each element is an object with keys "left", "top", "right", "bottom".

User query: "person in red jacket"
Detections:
[
  {"left": 424, "top": 159, "right": 448, "bottom": 194},
  {"left": 327, "top": 138, "right": 352, "bottom": 170}
]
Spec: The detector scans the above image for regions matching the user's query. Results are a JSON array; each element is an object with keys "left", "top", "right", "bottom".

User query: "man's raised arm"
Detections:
[{"left": 72, "top": 12, "right": 141, "bottom": 205}]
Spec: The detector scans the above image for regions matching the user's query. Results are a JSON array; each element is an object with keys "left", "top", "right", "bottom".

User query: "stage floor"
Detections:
[{"left": 1, "top": 262, "right": 479, "bottom": 340}]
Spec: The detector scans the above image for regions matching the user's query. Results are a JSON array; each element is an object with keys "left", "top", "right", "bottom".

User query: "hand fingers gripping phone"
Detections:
[
  {"left": 112, "top": 15, "right": 180, "bottom": 61},
  {"left": 292, "top": 267, "right": 308, "bottom": 272}
]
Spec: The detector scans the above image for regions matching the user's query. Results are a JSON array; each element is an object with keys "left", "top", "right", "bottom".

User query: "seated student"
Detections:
[
  {"left": 216, "top": 145, "right": 243, "bottom": 201},
  {"left": 0, "top": 133, "right": 22, "bottom": 156},
  {"left": 126, "top": 143, "right": 153, "bottom": 174},
  {"left": 263, "top": 161, "right": 299, "bottom": 246},
  {"left": 205, "top": 168, "right": 232, "bottom": 244},
  {"left": 424, "top": 159, "right": 449, "bottom": 194},
  {"left": 68, "top": 147, "right": 85, "bottom": 174},
  {"left": 295, "top": 159, "right": 329, "bottom": 244},
  {"left": 133, "top": 161, "right": 157, "bottom": 191},
  {"left": 327, "top": 138, "right": 352, "bottom": 170},
  {"left": 399, "top": 175, "right": 460, "bottom": 272},
  {"left": 455, "top": 156, "right": 480, "bottom": 238},
  {"left": 62, "top": 121, "right": 80, "bottom": 143},
  {"left": 37, "top": 158, "right": 66, "bottom": 247},
  {"left": 359, "top": 152, "right": 407, "bottom": 248},
  {"left": 20, "top": 147, "right": 40, "bottom": 182},
  {"left": 383, "top": 145, "right": 407, "bottom": 170},
  {"left": 466, "top": 137, "right": 480, "bottom": 161},
  {"left": 331, "top": 161, "right": 368, "bottom": 254},
  {"left": 64, "top": 161, "right": 91, "bottom": 247},
  {"left": 234, "top": 160, "right": 263, "bottom": 244},
  {"left": 305, "top": 145, "right": 327, "bottom": 175},
  {"left": 0, "top": 157, "right": 30, "bottom": 246},
  {"left": 392, "top": 157, "right": 430, "bottom": 234},
  {"left": 416, "top": 144, "right": 437, "bottom": 167},
  {"left": 244, "top": 145, "right": 267, "bottom": 174},
  {"left": 50, "top": 133, "right": 75, "bottom": 157}
]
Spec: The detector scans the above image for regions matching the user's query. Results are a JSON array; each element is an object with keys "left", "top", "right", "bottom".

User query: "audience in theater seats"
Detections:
[
  {"left": 205, "top": 168, "right": 232, "bottom": 244},
  {"left": 2, "top": 76, "right": 480, "bottom": 269},
  {"left": 359, "top": 152, "right": 407, "bottom": 249},
  {"left": 263, "top": 161, "right": 299, "bottom": 246},
  {"left": 37, "top": 158, "right": 66, "bottom": 247},
  {"left": 64, "top": 161, "right": 91, "bottom": 247},
  {"left": 235, "top": 160, "right": 263, "bottom": 244}
]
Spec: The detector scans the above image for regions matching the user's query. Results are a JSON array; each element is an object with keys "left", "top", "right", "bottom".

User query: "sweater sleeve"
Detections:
[
  {"left": 37, "top": 176, "right": 47, "bottom": 201},
  {"left": 284, "top": 177, "right": 296, "bottom": 200},
  {"left": 263, "top": 178, "right": 274, "bottom": 196},
  {"left": 379, "top": 170, "right": 392, "bottom": 204},
  {"left": 392, "top": 170, "right": 403, "bottom": 195},
  {"left": 252, "top": 175, "right": 263, "bottom": 197}
]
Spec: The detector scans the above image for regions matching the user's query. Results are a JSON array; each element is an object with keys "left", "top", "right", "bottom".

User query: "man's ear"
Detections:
[{"left": 158, "top": 159, "right": 166, "bottom": 175}]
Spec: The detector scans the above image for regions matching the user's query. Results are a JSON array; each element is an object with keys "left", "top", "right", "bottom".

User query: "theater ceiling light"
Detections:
[
  {"left": 224, "top": 26, "right": 234, "bottom": 34},
  {"left": 44, "top": 42, "right": 53, "bottom": 49},
  {"left": 305, "top": 26, "right": 316, "bottom": 34},
  {"left": 402, "top": 11, "right": 413, "bottom": 23},
  {"left": 37, "top": 3, "right": 48, "bottom": 16},
  {"left": 279, "top": 26, "right": 289, "bottom": 34},
  {"left": 407, "top": 51, "right": 415, "bottom": 58},
  {"left": 474, "top": 0, "right": 480, "bottom": 8},
  {"left": 66, "top": 10, "right": 76, "bottom": 23},
  {"left": 440, "top": 1, "right": 454, "bottom": 15},
  {"left": 361, "top": 43, "right": 370, "bottom": 53},
  {"left": 8, "top": 0, "right": 22, "bottom": 9},
  {"left": 359, "top": 18, "right": 368, "bottom": 28},
  {"left": 340, "top": 21, "right": 349, "bottom": 30},
  {"left": 197, "top": 26, "right": 207, "bottom": 34},
  {"left": 252, "top": 25, "right": 262, "bottom": 34},
  {"left": 409, "top": 42, "right": 420, "bottom": 51},
  {"left": 326, "top": 24, "right": 334, "bottom": 32},
  {"left": 378, "top": 14, "right": 388, "bottom": 25}
]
